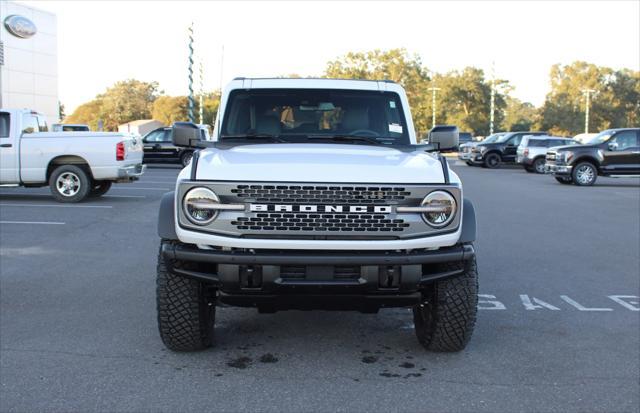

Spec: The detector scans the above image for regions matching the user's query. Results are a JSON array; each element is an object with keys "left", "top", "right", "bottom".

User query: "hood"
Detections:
[{"left": 195, "top": 143, "right": 446, "bottom": 183}]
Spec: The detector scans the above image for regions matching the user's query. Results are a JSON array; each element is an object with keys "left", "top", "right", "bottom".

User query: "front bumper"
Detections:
[
  {"left": 458, "top": 152, "right": 472, "bottom": 160},
  {"left": 545, "top": 163, "right": 572, "bottom": 175},
  {"left": 162, "top": 242, "right": 475, "bottom": 310},
  {"left": 117, "top": 163, "right": 146, "bottom": 181}
]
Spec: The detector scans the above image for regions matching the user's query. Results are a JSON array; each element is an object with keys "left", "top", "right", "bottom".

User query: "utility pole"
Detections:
[
  {"left": 428, "top": 86, "right": 441, "bottom": 128},
  {"left": 489, "top": 61, "right": 495, "bottom": 135},
  {"left": 581, "top": 89, "right": 596, "bottom": 133},
  {"left": 187, "top": 22, "right": 195, "bottom": 123}
]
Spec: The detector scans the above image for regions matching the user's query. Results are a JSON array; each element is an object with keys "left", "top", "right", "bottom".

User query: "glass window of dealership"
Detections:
[{"left": 0, "top": 1, "right": 59, "bottom": 123}]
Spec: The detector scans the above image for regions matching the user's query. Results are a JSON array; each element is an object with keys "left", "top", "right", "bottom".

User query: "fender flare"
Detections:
[
  {"left": 158, "top": 191, "right": 178, "bottom": 240},
  {"left": 459, "top": 198, "right": 477, "bottom": 244}
]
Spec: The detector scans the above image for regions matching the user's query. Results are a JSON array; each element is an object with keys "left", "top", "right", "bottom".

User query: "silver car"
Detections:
[{"left": 516, "top": 135, "right": 577, "bottom": 173}]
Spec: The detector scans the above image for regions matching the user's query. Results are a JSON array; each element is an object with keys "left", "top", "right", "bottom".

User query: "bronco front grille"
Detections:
[
  {"left": 231, "top": 213, "right": 409, "bottom": 232},
  {"left": 231, "top": 185, "right": 411, "bottom": 204}
]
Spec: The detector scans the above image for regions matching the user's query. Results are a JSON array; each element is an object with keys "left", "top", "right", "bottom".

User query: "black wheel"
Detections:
[
  {"left": 524, "top": 165, "right": 535, "bottom": 173},
  {"left": 555, "top": 176, "right": 573, "bottom": 185},
  {"left": 533, "top": 157, "right": 546, "bottom": 174},
  {"left": 157, "top": 241, "right": 216, "bottom": 351},
  {"left": 413, "top": 256, "right": 478, "bottom": 352},
  {"left": 48, "top": 165, "right": 91, "bottom": 203},
  {"left": 572, "top": 162, "right": 597, "bottom": 186},
  {"left": 180, "top": 151, "right": 194, "bottom": 167},
  {"left": 483, "top": 153, "right": 500, "bottom": 169},
  {"left": 89, "top": 181, "right": 112, "bottom": 197},
  {"left": 465, "top": 161, "right": 473, "bottom": 166}
]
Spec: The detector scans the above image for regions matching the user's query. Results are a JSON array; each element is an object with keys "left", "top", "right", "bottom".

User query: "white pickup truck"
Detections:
[{"left": 0, "top": 109, "right": 145, "bottom": 202}]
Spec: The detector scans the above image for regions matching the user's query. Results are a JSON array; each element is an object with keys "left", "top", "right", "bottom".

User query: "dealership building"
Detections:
[{"left": 0, "top": 1, "right": 59, "bottom": 123}]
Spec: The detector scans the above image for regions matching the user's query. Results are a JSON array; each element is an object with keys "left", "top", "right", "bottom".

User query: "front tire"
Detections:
[
  {"left": 572, "top": 162, "right": 597, "bottom": 186},
  {"left": 555, "top": 176, "right": 573, "bottom": 185},
  {"left": 483, "top": 153, "right": 501, "bottom": 169},
  {"left": 157, "top": 242, "right": 216, "bottom": 351},
  {"left": 89, "top": 181, "right": 112, "bottom": 197},
  {"left": 413, "top": 256, "right": 478, "bottom": 352},
  {"left": 49, "top": 165, "right": 91, "bottom": 203},
  {"left": 533, "top": 157, "right": 546, "bottom": 174}
]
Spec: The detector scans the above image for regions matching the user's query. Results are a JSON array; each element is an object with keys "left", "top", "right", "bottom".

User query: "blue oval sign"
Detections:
[{"left": 4, "top": 15, "right": 37, "bottom": 39}]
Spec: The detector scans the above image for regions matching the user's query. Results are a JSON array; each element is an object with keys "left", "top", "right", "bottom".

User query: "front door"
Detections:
[
  {"left": 143, "top": 129, "right": 168, "bottom": 162},
  {"left": 601, "top": 130, "right": 640, "bottom": 174},
  {"left": 0, "top": 112, "right": 18, "bottom": 183},
  {"left": 503, "top": 134, "right": 524, "bottom": 162}
]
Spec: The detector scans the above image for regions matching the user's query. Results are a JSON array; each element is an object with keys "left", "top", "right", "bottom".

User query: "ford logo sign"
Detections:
[{"left": 4, "top": 15, "right": 37, "bottom": 39}]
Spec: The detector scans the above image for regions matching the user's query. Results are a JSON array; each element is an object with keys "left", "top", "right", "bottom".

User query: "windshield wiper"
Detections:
[
  {"left": 306, "top": 134, "right": 385, "bottom": 146},
  {"left": 220, "top": 133, "right": 288, "bottom": 143}
]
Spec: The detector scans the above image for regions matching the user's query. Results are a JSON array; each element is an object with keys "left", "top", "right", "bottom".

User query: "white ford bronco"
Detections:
[{"left": 157, "top": 78, "right": 478, "bottom": 352}]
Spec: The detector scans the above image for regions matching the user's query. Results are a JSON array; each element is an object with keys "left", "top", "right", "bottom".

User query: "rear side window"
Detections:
[
  {"left": 529, "top": 139, "right": 546, "bottom": 147},
  {"left": 0, "top": 112, "right": 9, "bottom": 138},
  {"left": 21, "top": 114, "right": 39, "bottom": 134}
]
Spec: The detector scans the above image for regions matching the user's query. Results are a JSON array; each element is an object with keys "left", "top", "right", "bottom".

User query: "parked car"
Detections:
[
  {"left": 142, "top": 125, "right": 210, "bottom": 167},
  {"left": 51, "top": 123, "right": 90, "bottom": 132},
  {"left": 545, "top": 128, "right": 640, "bottom": 186},
  {"left": 516, "top": 135, "right": 578, "bottom": 173},
  {"left": 156, "top": 78, "right": 478, "bottom": 353},
  {"left": 469, "top": 131, "right": 547, "bottom": 168},
  {"left": 427, "top": 125, "right": 459, "bottom": 152},
  {"left": 458, "top": 132, "right": 506, "bottom": 165},
  {"left": 0, "top": 108, "right": 144, "bottom": 202},
  {"left": 458, "top": 132, "right": 473, "bottom": 147}
]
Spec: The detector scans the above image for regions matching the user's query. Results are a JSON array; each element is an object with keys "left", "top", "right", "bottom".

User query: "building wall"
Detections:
[{"left": 0, "top": 1, "right": 59, "bottom": 124}]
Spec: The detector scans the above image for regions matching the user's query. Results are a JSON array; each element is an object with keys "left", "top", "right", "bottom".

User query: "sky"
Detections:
[{"left": 26, "top": 0, "right": 640, "bottom": 113}]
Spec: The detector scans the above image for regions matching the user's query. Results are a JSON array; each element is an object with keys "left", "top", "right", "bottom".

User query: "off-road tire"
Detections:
[
  {"left": 180, "top": 151, "right": 194, "bottom": 167},
  {"left": 572, "top": 161, "right": 598, "bottom": 186},
  {"left": 533, "top": 157, "right": 546, "bottom": 174},
  {"left": 156, "top": 242, "right": 216, "bottom": 351},
  {"left": 555, "top": 176, "right": 573, "bottom": 185},
  {"left": 413, "top": 255, "right": 478, "bottom": 352},
  {"left": 483, "top": 153, "right": 501, "bottom": 169},
  {"left": 48, "top": 164, "right": 91, "bottom": 203},
  {"left": 89, "top": 181, "right": 112, "bottom": 197}
]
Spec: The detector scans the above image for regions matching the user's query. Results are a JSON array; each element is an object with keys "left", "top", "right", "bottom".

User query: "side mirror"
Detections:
[
  {"left": 608, "top": 142, "right": 618, "bottom": 151},
  {"left": 171, "top": 122, "right": 200, "bottom": 147}
]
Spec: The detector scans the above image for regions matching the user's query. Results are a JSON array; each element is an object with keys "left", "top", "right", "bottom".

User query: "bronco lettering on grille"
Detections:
[{"left": 249, "top": 204, "right": 392, "bottom": 213}]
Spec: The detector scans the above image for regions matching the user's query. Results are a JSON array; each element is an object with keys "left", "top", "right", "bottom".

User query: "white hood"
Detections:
[{"left": 194, "top": 143, "right": 446, "bottom": 184}]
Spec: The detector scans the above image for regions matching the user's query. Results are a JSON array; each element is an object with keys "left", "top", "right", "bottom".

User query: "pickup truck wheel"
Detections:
[
  {"left": 483, "top": 153, "right": 500, "bottom": 169},
  {"left": 555, "top": 176, "right": 573, "bottom": 185},
  {"left": 533, "top": 157, "right": 546, "bottom": 174},
  {"left": 49, "top": 165, "right": 91, "bottom": 203},
  {"left": 157, "top": 242, "right": 215, "bottom": 351},
  {"left": 180, "top": 151, "right": 193, "bottom": 167},
  {"left": 413, "top": 256, "right": 478, "bottom": 352},
  {"left": 572, "top": 162, "right": 597, "bottom": 186},
  {"left": 89, "top": 181, "right": 112, "bottom": 197}
]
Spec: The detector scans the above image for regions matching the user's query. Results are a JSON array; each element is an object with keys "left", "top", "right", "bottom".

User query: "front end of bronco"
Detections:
[{"left": 156, "top": 78, "right": 478, "bottom": 353}]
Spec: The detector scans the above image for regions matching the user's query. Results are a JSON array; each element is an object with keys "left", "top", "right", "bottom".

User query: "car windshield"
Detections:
[
  {"left": 585, "top": 130, "right": 615, "bottom": 145},
  {"left": 220, "top": 88, "right": 410, "bottom": 145},
  {"left": 496, "top": 133, "right": 514, "bottom": 143},
  {"left": 482, "top": 134, "right": 502, "bottom": 144}
]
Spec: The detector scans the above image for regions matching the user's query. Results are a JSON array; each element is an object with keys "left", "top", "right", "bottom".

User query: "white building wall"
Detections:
[{"left": 0, "top": 1, "right": 59, "bottom": 124}]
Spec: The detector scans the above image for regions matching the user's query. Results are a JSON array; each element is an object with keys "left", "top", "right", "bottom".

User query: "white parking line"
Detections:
[
  {"left": 109, "top": 187, "right": 170, "bottom": 191},
  {"left": 103, "top": 195, "right": 146, "bottom": 199},
  {"left": 0, "top": 203, "right": 112, "bottom": 209},
  {"left": 131, "top": 181, "right": 177, "bottom": 184},
  {"left": 0, "top": 221, "right": 65, "bottom": 225},
  {"left": 0, "top": 192, "right": 145, "bottom": 199}
]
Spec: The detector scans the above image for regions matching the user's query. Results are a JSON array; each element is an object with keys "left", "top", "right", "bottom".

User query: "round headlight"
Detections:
[
  {"left": 183, "top": 187, "right": 219, "bottom": 225},
  {"left": 421, "top": 190, "right": 457, "bottom": 228}
]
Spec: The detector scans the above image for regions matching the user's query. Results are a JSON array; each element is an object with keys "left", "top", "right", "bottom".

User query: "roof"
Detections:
[
  {"left": 233, "top": 77, "right": 398, "bottom": 84},
  {"left": 224, "top": 77, "right": 405, "bottom": 94}
]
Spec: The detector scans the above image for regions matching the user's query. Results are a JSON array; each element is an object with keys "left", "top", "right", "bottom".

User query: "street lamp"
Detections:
[
  {"left": 581, "top": 89, "right": 596, "bottom": 134},
  {"left": 428, "top": 86, "right": 441, "bottom": 128}
]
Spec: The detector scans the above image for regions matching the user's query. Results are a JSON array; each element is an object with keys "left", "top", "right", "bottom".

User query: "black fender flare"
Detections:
[
  {"left": 459, "top": 198, "right": 477, "bottom": 244},
  {"left": 158, "top": 191, "right": 178, "bottom": 240}
]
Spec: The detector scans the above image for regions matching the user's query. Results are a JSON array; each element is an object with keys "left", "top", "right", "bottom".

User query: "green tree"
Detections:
[
  {"left": 152, "top": 96, "right": 189, "bottom": 125},
  {"left": 64, "top": 99, "right": 104, "bottom": 131},
  {"left": 503, "top": 97, "right": 537, "bottom": 131}
]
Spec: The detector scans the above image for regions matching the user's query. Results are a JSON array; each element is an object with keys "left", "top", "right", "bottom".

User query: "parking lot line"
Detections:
[
  {"left": 0, "top": 203, "right": 112, "bottom": 209},
  {"left": 103, "top": 195, "right": 146, "bottom": 199},
  {"left": 0, "top": 221, "right": 65, "bottom": 225},
  {"left": 109, "top": 187, "right": 171, "bottom": 191}
]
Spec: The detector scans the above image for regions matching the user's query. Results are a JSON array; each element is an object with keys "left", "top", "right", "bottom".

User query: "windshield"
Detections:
[
  {"left": 482, "top": 133, "right": 503, "bottom": 144},
  {"left": 496, "top": 133, "right": 514, "bottom": 143},
  {"left": 585, "top": 130, "right": 615, "bottom": 145},
  {"left": 221, "top": 88, "right": 410, "bottom": 145}
]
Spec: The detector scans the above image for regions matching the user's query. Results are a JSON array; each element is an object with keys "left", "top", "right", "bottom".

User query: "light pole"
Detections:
[
  {"left": 581, "top": 89, "right": 596, "bottom": 133},
  {"left": 198, "top": 60, "right": 204, "bottom": 125},
  {"left": 428, "top": 86, "right": 441, "bottom": 128},
  {"left": 489, "top": 61, "right": 495, "bottom": 135},
  {"left": 187, "top": 22, "right": 195, "bottom": 123}
]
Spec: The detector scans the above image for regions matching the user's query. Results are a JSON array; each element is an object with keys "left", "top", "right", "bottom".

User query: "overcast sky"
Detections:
[{"left": 28, "top": 0, "right": 640, "bottom": 113}]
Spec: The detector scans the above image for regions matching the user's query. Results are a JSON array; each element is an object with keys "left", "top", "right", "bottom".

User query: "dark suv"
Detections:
[
  {"left": 545, "top": 128, "right": 640, "bottom": 186},
  {"left": 470, "top": 131, "right": 547, "bottom": 168}
]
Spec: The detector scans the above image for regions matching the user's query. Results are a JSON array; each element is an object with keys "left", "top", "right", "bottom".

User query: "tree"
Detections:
[
  {"left": 152, "top": 96, "right": 189, "bottom": 125},
  {"left": 64, "top": 99, "right": 104, "bottom": 131},
  {"left": 503, "top": 97, "right": 537, "bottom": 132},
  {"left": 58, "top": 102, "right": 65, "bottom": 121}
]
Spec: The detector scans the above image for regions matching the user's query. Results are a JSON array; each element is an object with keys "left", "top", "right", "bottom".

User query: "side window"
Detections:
[
  {"left": 145, "top": 130, "right": 163, "bottom": 142},
  {"left": 509, "top": 135, "right": 523, "bottom": 146},
  {"left": 610, "top": 131, "right": 637, "bottom": 151},
  {"left": 161, "top": 130, "right": 172, "bottom": 142},
  {"left": 21, "top": 114, "right": 40, "bottom": 134},
  {"left": 0, "top": 112, "right": 9, "bottom": 138}
]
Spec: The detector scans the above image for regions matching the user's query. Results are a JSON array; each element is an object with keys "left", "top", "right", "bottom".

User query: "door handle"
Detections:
[{"left": 0, "top": 143, "right": 12, "bottom": 148}]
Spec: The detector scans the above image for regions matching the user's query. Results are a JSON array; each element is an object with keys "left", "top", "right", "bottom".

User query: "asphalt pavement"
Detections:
[{"left": 1, "top": 162, "right": 639, "bottom": 412}]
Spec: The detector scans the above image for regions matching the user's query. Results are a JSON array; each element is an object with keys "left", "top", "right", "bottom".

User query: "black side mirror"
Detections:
[{"left": 171, "top": 122, "right": 200, "bottom": 147}]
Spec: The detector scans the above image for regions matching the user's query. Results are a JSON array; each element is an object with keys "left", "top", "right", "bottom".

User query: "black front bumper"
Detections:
[{"left": 161, "top": 243, "right": 474, "bottom": 311}]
